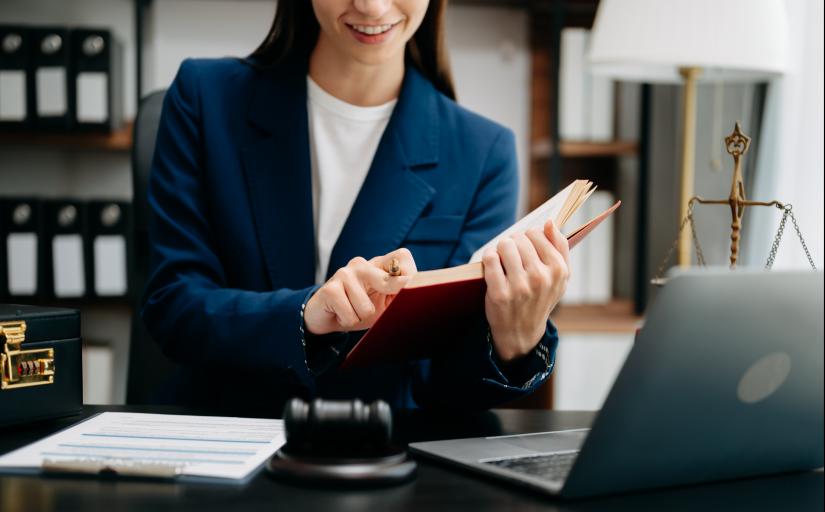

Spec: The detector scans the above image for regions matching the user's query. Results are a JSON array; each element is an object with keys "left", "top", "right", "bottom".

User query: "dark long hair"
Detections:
[{"left": 250, "top": 0, "right": 456, "bottom": 100}]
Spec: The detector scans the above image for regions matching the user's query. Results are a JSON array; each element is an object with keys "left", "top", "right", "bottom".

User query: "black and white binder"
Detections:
[
  {"left": 0, "top": 25, "right": 33, "bottom": 130},
  {"left": 71, "top": 28, "right": 123, "bottom": 132},
  {"left": 31, "top": 27, "right": 72, "bottom": 130},
  {"left": 45, "top": 200, "right": 89, "bottom": 299},
  {"left": 1, "top": 198, "right": 45, "bottom": 298},
  {"left": 88, "top": 201, "right": 130, "bottom": 297}
]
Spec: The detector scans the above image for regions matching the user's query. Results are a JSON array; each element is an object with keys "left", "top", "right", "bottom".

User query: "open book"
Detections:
[{"left": 341, "top": 180, "right": 620, "bottom": 370}]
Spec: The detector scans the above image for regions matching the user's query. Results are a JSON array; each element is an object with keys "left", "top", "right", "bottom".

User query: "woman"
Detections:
[{"left": 143, "top": 0, "right": 569, "bottom": 415}]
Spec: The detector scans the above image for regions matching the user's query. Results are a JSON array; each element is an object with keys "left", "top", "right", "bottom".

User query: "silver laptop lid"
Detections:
[{"left": 562, "top": 269, "right": 824, "bottom": 497}]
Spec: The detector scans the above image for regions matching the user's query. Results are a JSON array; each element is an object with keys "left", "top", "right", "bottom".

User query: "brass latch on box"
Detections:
[{"left": 1, "top": 321, "right": 55, "bottom": 390}]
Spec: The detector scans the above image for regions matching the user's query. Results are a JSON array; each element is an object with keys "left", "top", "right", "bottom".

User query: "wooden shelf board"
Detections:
[
  {"left": 14, "top": 297, "right": 132, "bottom": 309},
  {"left": 532, "top": 139, "right": 638, "bottom": 159},
  {"left": 550, "top": 299, "right": 642, "bottom": 333},
  {"left": 0, "top": 122, "right": 133, "bottom": 153}
]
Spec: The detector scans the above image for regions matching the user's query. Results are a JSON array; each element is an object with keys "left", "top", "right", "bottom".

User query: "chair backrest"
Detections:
[{"left": 126, "top": 90, "right": 175, "bottom": 404}]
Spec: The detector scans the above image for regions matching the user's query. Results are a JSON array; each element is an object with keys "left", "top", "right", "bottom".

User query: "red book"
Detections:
[{"left": 341, "top": 180, "right": 621, "bottom": 370}]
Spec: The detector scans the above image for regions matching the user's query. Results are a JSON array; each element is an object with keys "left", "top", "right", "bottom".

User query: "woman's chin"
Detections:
[{"left": 343, "top": 46, "right": 404, "bottom": 68}]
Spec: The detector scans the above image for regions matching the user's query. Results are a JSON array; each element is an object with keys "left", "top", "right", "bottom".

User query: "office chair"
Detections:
[{"left": 125, "top": 89, "right": 176, "bottom": 404}]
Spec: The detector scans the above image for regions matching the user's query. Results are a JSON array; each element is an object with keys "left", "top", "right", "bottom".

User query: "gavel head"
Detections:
[{"left": 283, "top": 398, "right": 393, "bottom": 456}]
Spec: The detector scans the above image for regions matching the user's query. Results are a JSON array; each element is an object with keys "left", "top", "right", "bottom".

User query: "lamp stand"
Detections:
[{"left": 677, "top": 66, "right": 702, "bottom": 266}]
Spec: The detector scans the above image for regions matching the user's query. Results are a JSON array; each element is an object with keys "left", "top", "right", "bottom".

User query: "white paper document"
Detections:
[{"left": 0, "top": 412, "right": 286, "bottom": 484}]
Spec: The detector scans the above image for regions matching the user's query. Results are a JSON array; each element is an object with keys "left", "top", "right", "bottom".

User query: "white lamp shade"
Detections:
[{"left": 588, "top": 0, "right": 788, "bottom": 83}]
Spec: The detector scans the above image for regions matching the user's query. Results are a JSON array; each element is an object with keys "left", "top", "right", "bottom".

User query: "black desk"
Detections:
[{"left": 1, "top": 406, "right": 822, "bottom": 511}]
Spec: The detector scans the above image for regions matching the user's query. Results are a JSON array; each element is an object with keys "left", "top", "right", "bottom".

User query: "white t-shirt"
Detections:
[{"left": 307, "top": 76, "right": 397, "bottom": 284}]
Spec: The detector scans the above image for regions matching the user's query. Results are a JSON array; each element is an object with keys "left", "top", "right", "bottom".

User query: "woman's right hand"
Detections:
[{"left": 304, "top": 248, "right": 417, "bottom": 335}]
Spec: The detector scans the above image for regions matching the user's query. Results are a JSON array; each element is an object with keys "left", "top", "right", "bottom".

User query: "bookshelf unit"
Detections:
[{"left": 498, "top": 0, "right": 650, "bottom": 410}]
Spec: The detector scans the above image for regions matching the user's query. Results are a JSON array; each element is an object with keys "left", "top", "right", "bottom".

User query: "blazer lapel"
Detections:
[
  {"left": 241, "top": 63, "right": 316, "bottom": 289},
  {"left": 327, "top": 67, "right": 440, "bottom": 278}
]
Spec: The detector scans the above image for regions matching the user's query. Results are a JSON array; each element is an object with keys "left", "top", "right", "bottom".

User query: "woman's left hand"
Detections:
[{"left": 482, "top": 219, "right": 570, "bottom": 363}]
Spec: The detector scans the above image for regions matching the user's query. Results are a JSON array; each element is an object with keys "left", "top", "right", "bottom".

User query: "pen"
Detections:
[
  {"left": 42, "top": 458, "right": 182, "bottom": 479},
  {"left": 388, "top": 257, "right": 401, "bottom": 276}
]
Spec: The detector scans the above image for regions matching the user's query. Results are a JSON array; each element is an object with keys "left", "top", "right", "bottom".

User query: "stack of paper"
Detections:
[{"left": 0, "top": 412, "right": 286, "bottom": 484}]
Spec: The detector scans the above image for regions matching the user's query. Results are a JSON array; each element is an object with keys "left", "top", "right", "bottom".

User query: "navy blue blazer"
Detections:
[{"left": 142, "top": 56, "right": 558, "bottom": 416}]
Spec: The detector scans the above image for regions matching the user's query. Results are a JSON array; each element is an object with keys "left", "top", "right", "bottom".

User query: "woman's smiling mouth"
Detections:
[{"left": 345, "top": 20, "right": 403, "bottom": 43}]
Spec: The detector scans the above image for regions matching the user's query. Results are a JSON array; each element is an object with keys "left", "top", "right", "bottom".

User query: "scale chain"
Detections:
[
  {"left": 652, "top": 201, "right": 706, "bottom": 284},
  {"left": 765, "top": 204, "right": 817, "bottom": 270}
]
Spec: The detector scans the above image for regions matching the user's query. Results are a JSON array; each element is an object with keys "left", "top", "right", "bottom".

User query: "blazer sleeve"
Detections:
[
  {"left": 411, "top": 128, "right": 559, "bottom": 409},
  {"left": 141, "top": 60, "right": 318, "bottom": 395}
]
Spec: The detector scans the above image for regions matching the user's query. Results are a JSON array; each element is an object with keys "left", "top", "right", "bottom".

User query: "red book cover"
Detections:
[{"left": 341, "top": 200, "right": 621, "bottom": 370}]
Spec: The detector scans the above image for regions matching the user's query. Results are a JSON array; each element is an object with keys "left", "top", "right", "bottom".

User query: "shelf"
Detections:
[
  {"left": 7, "top": 297, "right": 132, "bottom": 309},
  {"left": 531, "top": 139, "right": 638, "bottom": 159},
  {"left": 0, "top": 122, "right": 133, "bottom": 153},
  {"left": 550, "top": 299, "right": 642, "bottom": 333}
]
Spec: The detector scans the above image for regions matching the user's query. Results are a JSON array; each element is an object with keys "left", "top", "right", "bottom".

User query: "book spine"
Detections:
[
  {"left": 587, "top": 70, "right": 614, "bottom": 142},
  {"left": 559, "top": 28, "right": 588, "bottom": 141}
]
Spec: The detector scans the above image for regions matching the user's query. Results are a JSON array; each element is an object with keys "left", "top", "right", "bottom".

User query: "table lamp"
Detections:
[{"left": 587, "top": 0, "right": 788, "bottom": 266}]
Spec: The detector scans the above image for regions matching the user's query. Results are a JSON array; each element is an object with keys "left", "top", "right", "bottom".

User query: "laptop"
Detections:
[{"left": 409, "top": 269, "right": 824, "bottom": 498}]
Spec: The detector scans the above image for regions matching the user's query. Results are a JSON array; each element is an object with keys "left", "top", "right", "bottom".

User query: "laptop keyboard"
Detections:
[{"left": 482, "top": 451, "right": 579, "bottom": 483}]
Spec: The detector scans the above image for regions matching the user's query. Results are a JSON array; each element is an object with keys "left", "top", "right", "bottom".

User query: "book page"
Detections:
[{"left": 470, "top": 181, "right": 584, "bottom": 262}]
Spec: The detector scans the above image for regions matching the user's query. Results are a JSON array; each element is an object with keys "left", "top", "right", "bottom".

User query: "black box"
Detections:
[{"left": 0, "top": 305, "right": 82, "bottom": 427}]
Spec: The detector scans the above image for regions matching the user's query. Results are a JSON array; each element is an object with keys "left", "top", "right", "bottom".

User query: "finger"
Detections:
[
  {"left": 540, "top": 233, "right": 570, "bottom": 289},
  {"left": 544, "top": 219, "right": 570, "bottom": 265},
  {"left": 497, "top": 237, "right": 527, "bottom": 285},
  {"left": 511, "top": 232, "right": 543, "bottom": 271},
  {"left": 325, "top": 281, "right": 360, "bottom": 328},
  {"left": 482, "top": 248, "right": 508, "bottom": 293},
  {"left": 339, "top": 269, "right": 376, "bottom": 321},
  {"left": 525, "top": 227, "right": 556, "bottom": 266}
]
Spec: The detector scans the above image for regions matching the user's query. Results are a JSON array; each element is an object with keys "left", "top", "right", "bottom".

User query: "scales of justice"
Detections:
[{"left": 653, "top": 122, "right": 817, "bottom": 285}]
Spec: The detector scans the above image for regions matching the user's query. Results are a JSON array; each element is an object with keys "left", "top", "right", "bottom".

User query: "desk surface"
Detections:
[{"left": 0, "top": 406, "right": 822, "bottom": 511}]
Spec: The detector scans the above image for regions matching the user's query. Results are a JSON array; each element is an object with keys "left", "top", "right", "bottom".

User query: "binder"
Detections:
[
  {"left": 88, "top": 200, "right": 130, "bottom": 297},
  {"left": 0, "top": 25, "right": 33, "bottom": 130},
  {"left": 1, "top": 198, "right": 45, "bottom": 298},
  {"left": 70, "top": 28, "right": 123, "bottom": 132},
  {"left": 30, "top": 27, "right": 73, "bottom": 130},
  {"left": 44, "top": 199, "right": 90, "bottom": 299}
]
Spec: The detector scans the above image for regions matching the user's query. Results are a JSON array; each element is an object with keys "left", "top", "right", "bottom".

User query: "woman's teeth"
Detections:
[{"left": 351, "top": 23, "right": 395, "bottom": 35}]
